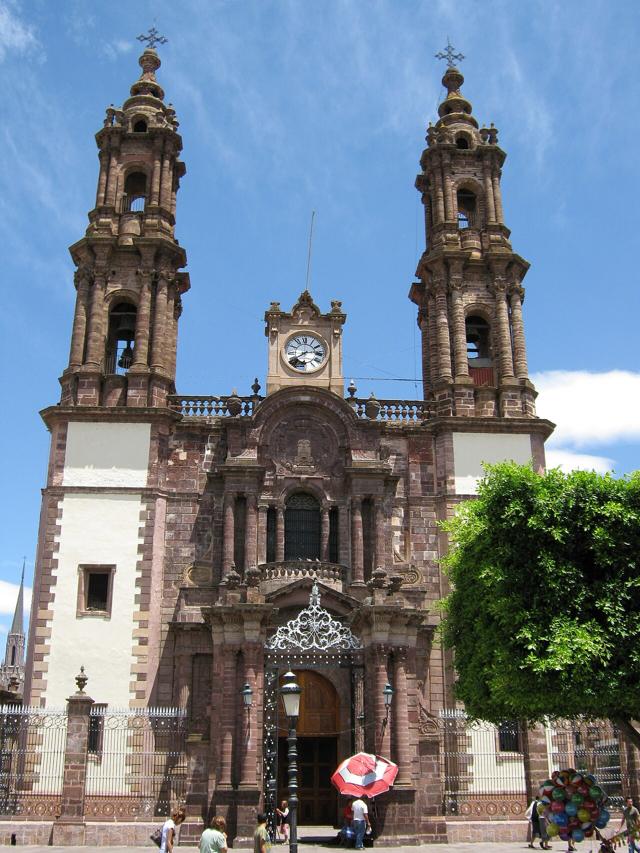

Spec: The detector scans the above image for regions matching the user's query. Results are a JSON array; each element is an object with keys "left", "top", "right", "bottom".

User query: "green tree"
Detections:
[{"left": 440, "top": 463, "right": 640, "bottom": 749}]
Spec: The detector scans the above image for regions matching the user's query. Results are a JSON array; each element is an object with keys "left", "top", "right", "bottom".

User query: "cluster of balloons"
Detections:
[{"left": 538, "top": 768, "right": 610, "bottom": 844}]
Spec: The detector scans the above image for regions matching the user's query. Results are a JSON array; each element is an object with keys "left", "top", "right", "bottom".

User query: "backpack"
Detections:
[{"left": 150, "top": 828, "right": 163, "bottom": 848}]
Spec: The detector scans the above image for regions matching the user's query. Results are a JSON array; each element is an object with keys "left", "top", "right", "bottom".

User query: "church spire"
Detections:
[
  {"left": 59, "top": 35, "right": 190, "bottom": 409},
  {"left": 9, "top": 560, "right": 25, "bottom": 637},
  {"left": 409, "top": 47, "right": 536, "bottom": 419}
]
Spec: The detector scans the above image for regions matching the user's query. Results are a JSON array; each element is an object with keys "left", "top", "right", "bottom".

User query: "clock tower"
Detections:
[{"left": 264, "top": 290, "right": 346, "bottom": 395}]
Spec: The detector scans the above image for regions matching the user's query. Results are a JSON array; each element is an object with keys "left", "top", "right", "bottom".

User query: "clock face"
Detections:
[{"left": 285, "top": 334, "right": 326, "bottom": 372}]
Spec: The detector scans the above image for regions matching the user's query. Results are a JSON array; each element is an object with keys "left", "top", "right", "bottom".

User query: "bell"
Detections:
[{"left": 118, "top": 342, "right": 134, "bottom": 370}]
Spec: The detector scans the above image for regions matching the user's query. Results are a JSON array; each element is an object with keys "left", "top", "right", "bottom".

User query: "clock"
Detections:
[{"left": 285, "top": 334, "right": 327, "bottom": 372}]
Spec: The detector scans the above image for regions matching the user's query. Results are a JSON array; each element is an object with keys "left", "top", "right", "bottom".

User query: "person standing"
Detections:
[
  {"left": 276, "top": 800, "right": 290, "bottom": 843},
  {"left": 200, "top": 816, "right": 228, "bottom": 853},
  {"left": 527, "top": 796, "right": 550, "bottom": 850},
  {"left": 619, "top": 796, "right": 640, "bottom": 853},
  {"left": 255, "top": 812, "right": 272, "bottom": 853},
  {"left": 160, "top": 808, "right": 186, "bottom": 853},
  {"left": 351, "top": 796, "right": 370, "bottom": 850}
]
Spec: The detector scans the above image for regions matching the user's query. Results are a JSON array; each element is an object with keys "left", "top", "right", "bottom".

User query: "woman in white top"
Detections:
[{"left": 160, "top": 808, "right": 186, "bottom": 853}]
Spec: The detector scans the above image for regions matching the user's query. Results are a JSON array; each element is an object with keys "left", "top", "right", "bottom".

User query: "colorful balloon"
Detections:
[
  {"left": 571, "top": 773, "right": 583, "bottom": 786},
  {"left": 551, "top": 800, "right": 565, "bottom": 813},
  {"left": 578, "top": 783, "right": 590, "bottom": 796},
  {"left": 553, "top": 813, "right": 568, "bottom": 827},
  {"left": 571, "top": 793, "right": 584, "bottom": 805},
  {"left": 547, "top": 823, "right": 560, "bottom": 837},
  {"left": 552, "top": 786, "right": 567, "bottom": 800},
  {"left": 577, "top": 808, "right": 590, "bottom": 822},
  {"left": 565, "top": 802, "right": 578, "bottom": 817},
  {"left": 572, "top": 829, "right": 585, "bottom": 842}
]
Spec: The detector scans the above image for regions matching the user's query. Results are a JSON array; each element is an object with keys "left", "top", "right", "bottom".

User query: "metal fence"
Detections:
[
  {"left": 439, "top": 711, "right": 628, "bottom": 819},
  {"left": 84, "top": 706, "right": 188, "bottom": 819},
  {"left": 548, "top": 720, "right": 625, "bottom": 809},
  {"left": 440, "top": 711, "right": 527, "bottom": 817},
  {"left": 0, "top": 705, "right": 68, "bottom": 817},
  {"left": 0, "top": 704, "right": 187, "bottom": 820}
]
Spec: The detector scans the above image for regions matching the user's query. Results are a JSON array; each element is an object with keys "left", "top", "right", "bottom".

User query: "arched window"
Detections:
[
  {"left": 285, "top": 493, "right": 321, "bottom": 560},
  {"left": 465, "top": 315, "right": 491, "bottom": 364},
  {"left": 105, "top": 302, "right": 137, "bottom": 374},
  {"left": 133, "top": 119, "right": 147, "bottom": 133},
  {"left": 457, "top": 188, "right": 477, "bottom": 229},
  {"left": 11, "top": 646, "right": 16, "bottom": 666},
  {"left": 122, "top": 171, "right": 147, "bottom": 213},
  {"left": 456, "top": 135, "right": 470, "bottom": 150}
]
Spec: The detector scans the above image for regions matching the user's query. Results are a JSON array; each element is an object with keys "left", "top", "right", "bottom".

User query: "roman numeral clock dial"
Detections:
[{"left": 285, "top": 335, "right": 326, "bottom": 372}]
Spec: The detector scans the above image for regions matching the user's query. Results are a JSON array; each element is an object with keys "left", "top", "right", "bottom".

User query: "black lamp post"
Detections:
[
  {"left": 381, "top": 681, "right": 394, "bottom": 742},
  {"left": 280, "top": 671, "right": 302, "bottom": 853},
  {"left": 241, "top": 682, "right": 253, "bottom": 710}
]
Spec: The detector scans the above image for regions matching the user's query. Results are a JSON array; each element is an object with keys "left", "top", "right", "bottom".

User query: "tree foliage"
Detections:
[{"left": 440, "top": 463, "right": 640, "bottom": 748}]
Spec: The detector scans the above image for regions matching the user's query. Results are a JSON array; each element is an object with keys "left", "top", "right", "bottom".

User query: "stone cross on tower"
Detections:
[
  {"left": 435, "top": 38, "right": 465, "bottom": 68},
  {"left": 137, "top": 26, "right": 168, "bottom": 49}
]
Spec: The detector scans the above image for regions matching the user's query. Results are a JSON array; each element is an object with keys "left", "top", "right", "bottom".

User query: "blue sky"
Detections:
[{"left": 1, "top": 0, "right": 639, "bottom": 631}]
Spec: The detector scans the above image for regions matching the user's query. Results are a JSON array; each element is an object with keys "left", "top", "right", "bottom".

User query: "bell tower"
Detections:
[
  {"left": 409, "top": 47, "right": 536, "bottom": 420},
  {"left": 61, "top": 37, "right": 189, "bottom": 408}
]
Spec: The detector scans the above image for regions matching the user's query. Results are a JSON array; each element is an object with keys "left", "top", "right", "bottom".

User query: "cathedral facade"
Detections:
[{"left": 23, "top": 46, "right": 555, "bottom": 844}]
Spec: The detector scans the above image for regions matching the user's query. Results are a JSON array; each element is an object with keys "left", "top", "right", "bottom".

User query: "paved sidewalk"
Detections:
[{"left": 0, "top": 843, "right": 599, "bottom": 853}]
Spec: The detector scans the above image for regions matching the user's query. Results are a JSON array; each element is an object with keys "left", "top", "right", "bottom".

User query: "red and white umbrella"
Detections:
[{"left": 331, "top": 752, "right": 398, "bottom": 799}]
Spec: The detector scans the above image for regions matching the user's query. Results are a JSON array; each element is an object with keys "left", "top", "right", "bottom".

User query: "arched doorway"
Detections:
[{"left": 278, "top": 671, "right": 339, "bottom": 825}]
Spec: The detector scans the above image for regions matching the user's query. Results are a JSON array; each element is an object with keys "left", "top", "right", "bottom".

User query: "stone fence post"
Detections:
[{"left": 52, "top": 670, "right": 94, "bottom": 845}]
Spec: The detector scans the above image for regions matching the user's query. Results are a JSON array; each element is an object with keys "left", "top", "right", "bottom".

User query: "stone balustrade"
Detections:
[
  {"left": 168, "top": 394, "right": 262, "bottom": 417},
  {"left": 169, "top": 394, "right": 428, "bottom": 421},
  {"left": 259, "top": 560, "right": 344, "bottom": 594}
]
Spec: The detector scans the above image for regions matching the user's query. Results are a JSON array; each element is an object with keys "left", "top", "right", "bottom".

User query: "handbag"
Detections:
[{"left": 150, "top": 828, "right": 163, "bottom": 847}]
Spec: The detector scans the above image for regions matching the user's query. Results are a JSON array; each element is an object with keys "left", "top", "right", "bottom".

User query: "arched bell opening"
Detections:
[
  {"left": 121, "top": 170, "right": 147, "bottom": 213},
  {"left": 105, "top": 302, "right": 137, "bottom": 375}
]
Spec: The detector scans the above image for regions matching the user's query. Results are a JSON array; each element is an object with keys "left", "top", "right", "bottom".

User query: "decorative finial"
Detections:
[
  {"left": 435, "top": 37, "right": 464, "bottom": 68},
  {"left": 75, "top": 665, "right": 88, "bottom": 694},
  {"left": 137, "top": 27, "right": 168, "bottom": 50}
]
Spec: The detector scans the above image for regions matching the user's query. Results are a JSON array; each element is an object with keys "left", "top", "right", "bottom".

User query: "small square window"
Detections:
[
  {"left": 497, "top": 720, "right": 521, "bottom": 753},
  {"left": 77, "top": 565, "right": 115, "bottom": 618}
]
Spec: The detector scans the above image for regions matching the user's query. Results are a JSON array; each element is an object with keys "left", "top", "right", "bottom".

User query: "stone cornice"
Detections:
[{"left": 40, "top": 404, "right": 182, "bottom": 430}]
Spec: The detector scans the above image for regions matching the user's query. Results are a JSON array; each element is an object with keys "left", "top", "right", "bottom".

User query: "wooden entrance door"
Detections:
[{"left": 277, "top": 671, "right": 339, "bottom": 825}]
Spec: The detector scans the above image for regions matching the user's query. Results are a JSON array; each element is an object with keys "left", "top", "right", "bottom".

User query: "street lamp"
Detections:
[
  {"left": 380, "top": 681, "right": 394, "bottom": 742},
  {"left": 280, "top": 671, "right": 302, "bottom": 853},
  {"left": 241, "top": 682, "right": 253, "bottom": 709}
]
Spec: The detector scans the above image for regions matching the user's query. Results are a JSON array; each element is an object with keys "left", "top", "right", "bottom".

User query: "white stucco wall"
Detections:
[
  {"left": 44, "top": 493, "right": 143, "bottom": 707},
  {"left": 452, "top": 432, "right": 533, "bottom": 495},
  {"left": 63, "top": 422, "right": 151, "bottom": 487}
]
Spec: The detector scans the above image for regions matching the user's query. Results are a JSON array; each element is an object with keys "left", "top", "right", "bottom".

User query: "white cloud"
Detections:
[
  {"left": 533, "top": 370, "right": 640, "bottom": 448},
  {"left": 103, "top": 39, "right": 133, "bottom": 61},
  {"left": 0, "top": 579, "right": 31, "bottom": 618},
  {"left": 0, "top": 1, "right": 38, "bottom": 62},
  {"left": 545, "top": 448, "right": 614, "bottom": 475}
]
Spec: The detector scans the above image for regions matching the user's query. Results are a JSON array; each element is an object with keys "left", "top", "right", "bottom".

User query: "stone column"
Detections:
[
  {"left": 483, "top": 162, "right": 496, "bottom": 223},
  {"left": 434, "top": 280, "right": 453, "bottom": 380},
  {"left": 492, "top": 170, "right": 504, "bottom": 223},
  {"left": 494, "top": 282, "right": 515, "bottom": 379},
  {"left": 351, "top": 499, "right": 364, "bottom": 584},
  {"left": 433, "top": 166, "right": 446, "bottom": 223},
  {"left": 449, "top": 280, "right": 469, "bottom": 379},
  {"left": 95, "top": 150, "right": 109, "bottom": 208},
  {"left": 257, "top": 505, "right": 268, "bottom": 565},
  {"left": 320, "top": 508, "right": 330, "bottom": 561},
  {"left": 222, "top": 493, "right": 235, "bottom": 577},
  {"left": 442, "top": 157, "right": 454, "bottom": 221},
  {"left": 522, "top": 724, "right": 552, "bottom": 801},
  {"left": 393, "top": 650, "right": 412, "bottom": 784},
  {"left": 150, "top": 271, "right": 169, "bottom": 372},
  {"left": 165, "top": 292, "right": 179, "bottom": 380},
  {"left": 375, "top": 500, "right": 386, "bottom": 569},
  {"left": 510, "top": 286, "right": 529, "bottom": 379},
  {"left": 68, "top": 270, "right": 91, "bottom": 368},
  {"left": 84, "top": 272, "right": 107, "bottom": 368},
  {"left": 239, "top": 645, "right": 259, "bottom": 786},
  {"left": 160, "top": 151, "right": 173, "bottom": 210},
  {"left": 150, "top": 140, "right": 163, "bottom": 206},
  {"left": 218, "top": 646, "right": 237, "bottom": 786},
  {"left": 338, "top": 503, "right": 350, "bottom": 566},
  {"left": 374, "top": 647, "right": 391, "bottom": 757},
  {"left": 132, "top": 270, "right": 152, "bottom": 368},
  {"left": 245, "top": 494, "right": 257, "bottom": 570},
  {"left": 427, "top": 293, "right": 438, "bottom": 386},
  {"left": 104, "top": 144, "right": 120, "bottom": 208},
  {"left": 276, "top": 507, "right": 285, "bottom": 562},
  {"left": 52, "top": 690, "right": 94, "bottom": 844}
]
